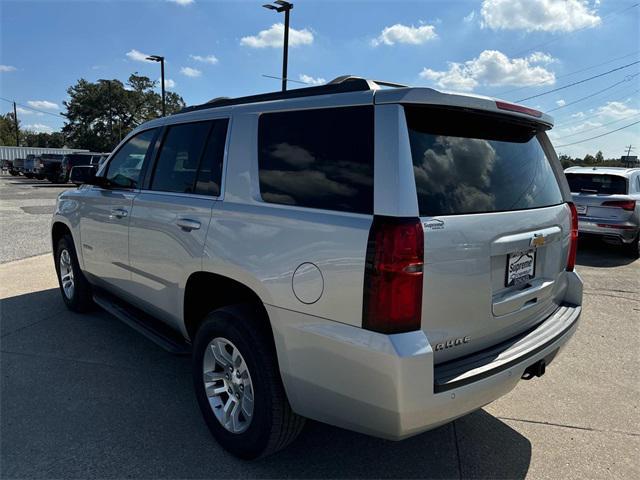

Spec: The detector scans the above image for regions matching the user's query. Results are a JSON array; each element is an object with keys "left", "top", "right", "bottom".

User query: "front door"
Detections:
[{"left": 79, "top": 128, "right": 157, "bottom": 293}]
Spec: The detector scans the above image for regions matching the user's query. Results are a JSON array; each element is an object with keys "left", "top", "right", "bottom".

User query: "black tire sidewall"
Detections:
[{"left": 192, "top": 309, "right": 277, "bottom": 459}]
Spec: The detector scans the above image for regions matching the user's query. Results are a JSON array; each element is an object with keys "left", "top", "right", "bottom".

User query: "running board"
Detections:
[{"left": 93, "top": 291, "right": 191, "bottom": 355}]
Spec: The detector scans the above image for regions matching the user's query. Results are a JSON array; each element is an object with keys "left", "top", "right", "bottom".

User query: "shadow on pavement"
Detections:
[
  {"left": 1, "top": 288, "right": 531, "bottom": 479},
  {"left": 576, "top": 236, "right": 636, "bottom": 268}
]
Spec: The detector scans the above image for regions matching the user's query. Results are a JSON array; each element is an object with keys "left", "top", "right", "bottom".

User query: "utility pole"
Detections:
[
  {"left": 13, "top": 101, "right": 19, "bottom": 146},
  {"left": 99, "top": 79, "right": 114, "bottom": 149},
  {"left": 263, "top": 1, "right": 293, "bottom": 92},
  {"left": 623, "top": 145, "right": 635, "bottom": 167}
]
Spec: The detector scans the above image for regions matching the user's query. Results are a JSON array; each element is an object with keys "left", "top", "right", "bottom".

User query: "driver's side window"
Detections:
[{"left": 104, "top": 129, "right": 156, "bottom": 189}]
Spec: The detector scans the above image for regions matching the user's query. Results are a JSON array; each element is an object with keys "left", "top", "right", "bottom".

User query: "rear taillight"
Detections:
[
  {"left": 602, "top": 200, "right": 636, "bottom": 211},
  {"left": 362, "top": 217, "right": 424, "bottom": 334},
  {"left": 567, "top": 202, "right": 578, "bottom": 272}
]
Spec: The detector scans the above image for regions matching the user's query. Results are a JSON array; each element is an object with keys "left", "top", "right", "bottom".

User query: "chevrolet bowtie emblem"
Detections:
[{"left": 530, "top": 234, "right": 546, "bottom": 247}]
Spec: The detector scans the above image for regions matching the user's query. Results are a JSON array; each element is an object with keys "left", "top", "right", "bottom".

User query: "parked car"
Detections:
[
  {"left": 52, "top": 76, "right": 583, "bottom": 459},
  {"left": 2, "top": 159, "right": 14, "bottom": 174},
  {"left": 23, "top": 154, "right": 37, "bottom": 178},
  {"left": 565, "top": 166, "right": 640, "bottom": 258},
  {"left": 12, "top": 158, "right": 25, "bottom": 176},
  {"left": 38, "top": 154, "right": 64, "bottom": 182},
  {"left": 60, "top": 153, "right": 99, "bottom": 183}
]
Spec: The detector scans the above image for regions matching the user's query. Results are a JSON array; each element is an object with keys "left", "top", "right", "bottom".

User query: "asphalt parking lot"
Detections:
[{"left": 1, "top": 174, "right": 638, "bottom": 479}]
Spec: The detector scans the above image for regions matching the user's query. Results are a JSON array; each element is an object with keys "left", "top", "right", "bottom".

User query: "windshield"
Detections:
[
  {"left": 405, "top": 105, "right": 564, "bottom": 216},
  {"left": 565, "top": 173, "right": 627, "bottom": 195}
]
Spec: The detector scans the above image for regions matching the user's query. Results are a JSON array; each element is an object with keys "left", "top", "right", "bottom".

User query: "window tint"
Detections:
[
  {"left": 151, "top": 122, "right": 211, "bottom": 193},
  {"left": 405, "top": 106, "right": 563, "bottom": 216},
  {"left": 195, "top": 119, "right": 229, "bottom": 196},
  {"left": 565, "top": 173, "right": 628, "bottom": 195},
  {"left": 258, "top": 106, "right": 374, "bottom": 214},
  {"left": 105, "top": 129, "right": 156, "bottom": 189}
]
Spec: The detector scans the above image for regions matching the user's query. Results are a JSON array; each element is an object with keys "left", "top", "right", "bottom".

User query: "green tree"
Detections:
[
  {"left": 20, "top": 130, "right": 66, "bottom": 148},
  {"left": 583, "top": 154, "right": 596, "bottom": 164},
  {"left": 62, "top": 74, "right": 185, "bottom": 152},
  {"left": 595, "top": 150, "right": 604, "bottom": 163},
  {"left": 0, "top": 112, "right": 20, "bottom": 146}
]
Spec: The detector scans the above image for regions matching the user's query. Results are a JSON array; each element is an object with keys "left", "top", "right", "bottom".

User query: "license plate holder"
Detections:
[{"left": 505, "top": 249, "right": 536, "bottom": 287}]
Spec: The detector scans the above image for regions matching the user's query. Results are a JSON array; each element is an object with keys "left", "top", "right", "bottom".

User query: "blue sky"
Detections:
[{"left": 1, "top": 0, "right": 638, "bottom": 158}]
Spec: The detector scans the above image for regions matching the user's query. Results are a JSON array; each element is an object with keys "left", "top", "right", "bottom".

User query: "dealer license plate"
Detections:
[{"left": 506, "top": 249, "right": 536, "bottom": 287}]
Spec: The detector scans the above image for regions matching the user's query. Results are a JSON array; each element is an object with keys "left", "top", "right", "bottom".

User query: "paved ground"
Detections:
[
  {"left": 0, "top": 175, "right": 72, "bottom": 263},
  {"left": 0, "top": 174, "right": 638, "bottom": 479}
]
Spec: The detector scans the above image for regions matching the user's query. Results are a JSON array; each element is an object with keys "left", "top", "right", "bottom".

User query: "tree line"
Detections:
[
  {"left": 558, "top": 152, "right": 636, "bottom": 169},
  {"left": 0, "top": 73, "right": 185, "bottom": 152}
]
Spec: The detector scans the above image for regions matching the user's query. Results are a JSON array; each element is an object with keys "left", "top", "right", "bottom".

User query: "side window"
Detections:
[
  {"left": 636, "top": 175, "right": 640, "bottom": 193},
  {"left": 151, "top": 122, "right": 211, "bottom": 193},
  {"left": 194, "top": 119, "right": 229, "bottom": 196},
  {"left": 258, "top": 106, "right": 374, "bottom": 214},
  {"left": 105, "top": 129, "right": 156, "bottom": 189}
]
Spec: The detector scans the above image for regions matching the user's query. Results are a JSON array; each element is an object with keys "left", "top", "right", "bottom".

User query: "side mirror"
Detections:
[{"left": 69, "top": 165, "right": 99, "bottom": 186}]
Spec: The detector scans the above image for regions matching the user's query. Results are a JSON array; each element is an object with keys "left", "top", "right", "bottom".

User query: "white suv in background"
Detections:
[{"left": 52, "top": 76, "right": 583, "bottom": 459}]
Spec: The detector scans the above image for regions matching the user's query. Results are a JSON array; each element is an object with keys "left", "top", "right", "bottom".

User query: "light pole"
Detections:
[
  {"left": 263, "top": 0, "right": 293, "bottom": 92},
  {"left": 146, "top": 55, "right": 166, "bottom": 116}
]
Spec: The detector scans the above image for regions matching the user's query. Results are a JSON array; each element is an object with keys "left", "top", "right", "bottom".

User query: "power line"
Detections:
[
  {"left": 517, "top": 60, "right": 640, "bottom": 102},
  {"left": 554, "top": 120, "right": 640, "bottom": 147},
  {"left": 510, "top": 2, "right": 639, "bottom": 58},
  {"left": 0, "top": 96, "right": 65, "bottom": 118},
  {"left": 546, "top": 73, "right": 640, "bottom": 112},
  {"left": 499, "top": 50, "right": 640, "bottom": 97},
  {"left": 553, "top": 113, "right": 640, "bottom": 140}
]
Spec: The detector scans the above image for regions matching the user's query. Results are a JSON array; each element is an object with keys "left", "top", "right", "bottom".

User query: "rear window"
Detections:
[
  {"left": 258, "top": 106, "right": 374, "bottom": 214},
  {"left": 565, "top": 173, "right": 627, "bottom": 195},
  {"left": 405, "top": 106, "right": 564, "bottom": 216}
]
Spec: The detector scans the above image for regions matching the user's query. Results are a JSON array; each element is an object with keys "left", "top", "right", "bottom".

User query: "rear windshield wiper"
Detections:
[{"left": 579, "top": 188, "right": 598, "bottom": 193}]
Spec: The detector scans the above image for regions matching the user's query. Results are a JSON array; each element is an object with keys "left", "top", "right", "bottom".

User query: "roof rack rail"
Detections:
[{"left": 178, "top": 75, "right": 407, "bottom": 114}]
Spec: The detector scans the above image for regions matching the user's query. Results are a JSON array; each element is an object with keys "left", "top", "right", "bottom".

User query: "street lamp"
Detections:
[
  {"left": 146, "top": 54, "right": 166, "bottom": 117},
  {"left": 262, "top": 0, "right": 293, "bottom": 92}
]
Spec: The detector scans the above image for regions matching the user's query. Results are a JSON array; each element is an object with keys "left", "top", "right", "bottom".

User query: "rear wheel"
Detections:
[
  {"left": 54, "top": 234, "right": 94, "bottom": 312},
  {"left": 192, "top": 305, "right": 305, "bottom": 459}
]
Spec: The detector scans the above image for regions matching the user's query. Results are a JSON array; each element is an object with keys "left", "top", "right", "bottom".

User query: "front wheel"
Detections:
[
  {"left": 54, "top": 234, "right": 94, "bottom": 312},
  {"left": 192, "top": 305, "right": 305, "bottom": 459}
]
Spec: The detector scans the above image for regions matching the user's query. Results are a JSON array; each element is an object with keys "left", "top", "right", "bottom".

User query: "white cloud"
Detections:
[
  {"left": 161, "top": 78, "right": 176, "bottom": 89},
  {"left": 0, "top": 65, "right": 17, "bottom": 72},
  {"left": 527, "top": 51, "right": 557, "bottom": 64},
  {"left": 240, "top": 23, "right": 313, "bottom": 48},
  {"left": 419, "top": 50, "right": 556, "bottom": 91},
  {"left": 180, "top": 66, "right": 201, "bottom": 78},
  {"left": 371, "top": 23, "right": 437, "bottom": 46},
  {"left": 481, "top": 0, "right": 601, "bottom": 32},
  {"left": 299, "top": 74, "right": 326, "bottom": 86},
  {"left": 15, "top": 107, "right": 43, "bottom": 116},
  {"left": 190, "top": 54, "right": 218, "bottom": 65},
  {"left": 23, "top": 123, "right": 53, "bottom": 133},
  {"left": 126, "top": 49, "right": 153, "bottom": 63},
  {"left": 27, "top": 100, "right": 59, "bottom": 110},
  {"left": 167, "top": 0, "right": 194, "bottom": 5},
  {"left": 556, "top": 99, "right": 566, "bottom": 107},
  {"left": 463, "top": 11, "right": 476, "bottom": 23},
  {"left": 596, "top": 101, "right": 640, "bottom": 119}
]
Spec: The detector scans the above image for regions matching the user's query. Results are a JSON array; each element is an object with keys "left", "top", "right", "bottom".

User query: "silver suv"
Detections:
[
  {"left": 565, "top": 166, "right": 640, "bottom": 258},
  {"left": 52, "top": 76, "right": 583, "bottom": 459}
]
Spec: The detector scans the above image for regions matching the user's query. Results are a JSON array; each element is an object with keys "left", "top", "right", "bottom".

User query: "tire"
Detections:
[
  {"left": 192, "top": 305, "right": 305, "bottom": 459},
  {"left": 54, "top": 234, "right": 94, "bottom": 312}
]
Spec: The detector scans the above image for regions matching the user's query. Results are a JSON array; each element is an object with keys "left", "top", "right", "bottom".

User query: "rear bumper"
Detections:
[
  {"left": 269, "top": 271, "right": 582, "bottom": 440},
  {"left": 578, "top": 218, "right": 638, "bottom": 243}
]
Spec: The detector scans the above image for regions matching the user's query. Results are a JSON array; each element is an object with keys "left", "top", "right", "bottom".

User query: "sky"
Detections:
[{"left": 0, "top": 0, "right": 638, "bottom": 159}]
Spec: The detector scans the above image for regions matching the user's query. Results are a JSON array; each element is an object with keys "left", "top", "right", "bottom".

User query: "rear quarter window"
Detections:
[
  {"left": 258, "top": 106, "right": 374, "bottom": 214},
  {"left": 405, "top": 105, "right": 564, "bottom": 216}
]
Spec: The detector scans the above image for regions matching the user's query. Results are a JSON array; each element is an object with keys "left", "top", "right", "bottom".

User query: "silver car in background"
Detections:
[{"left": 565, "top": 166, "right": 640, "bottom": 258}]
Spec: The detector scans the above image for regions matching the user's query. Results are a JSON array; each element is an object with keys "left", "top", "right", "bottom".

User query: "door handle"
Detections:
[
  {"left": 109, "top": 208, "right": 128, "bottom": 219},
  {"left": 176, "top": 218, "right": 201, "bottom": 232}
]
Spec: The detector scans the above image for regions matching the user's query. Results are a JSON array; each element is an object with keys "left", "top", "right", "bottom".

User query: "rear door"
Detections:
[
  {"left": 403, "top": 105, "right": 571, "bottom": 363},
  {"left": 127, "top": 118, "right": 229, "bottom": 329}
]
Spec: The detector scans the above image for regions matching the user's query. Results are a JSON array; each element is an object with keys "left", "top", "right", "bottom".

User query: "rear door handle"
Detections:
[
  {"left": 109, "top": 208, "right": 128, "bottom": 219},
  {"left": 176, "top": 218, "right": 201, "bottom": 232}
]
